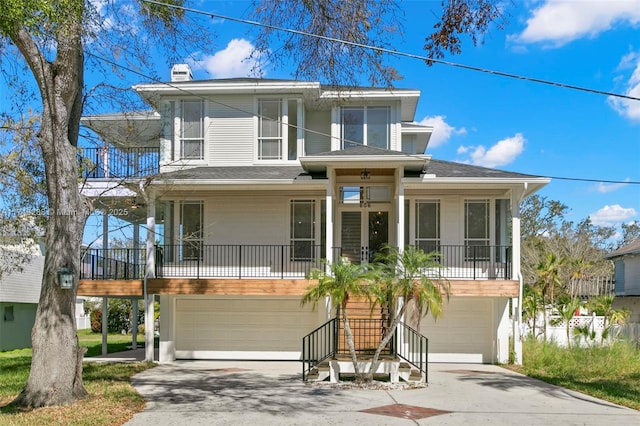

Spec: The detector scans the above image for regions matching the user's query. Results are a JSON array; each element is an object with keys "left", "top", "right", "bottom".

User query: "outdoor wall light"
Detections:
[
  {"left": 360, "top": 168, "right": 371, "bottom": 180},
  {"left": 58, "top": 267, "right": 74, "bottom": 290}
]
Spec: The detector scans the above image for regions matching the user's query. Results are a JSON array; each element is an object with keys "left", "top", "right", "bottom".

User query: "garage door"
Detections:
[
  {"left": 418, "top": 298, "right": 493, "bottom": 363},
  {"left": 175, "top": 297, "right": 322, "bottom": 360}
]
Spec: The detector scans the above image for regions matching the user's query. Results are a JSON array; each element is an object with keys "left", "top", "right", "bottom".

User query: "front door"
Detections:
[{"left": 340, "top": 209, "right": 389, "bottom": 264}]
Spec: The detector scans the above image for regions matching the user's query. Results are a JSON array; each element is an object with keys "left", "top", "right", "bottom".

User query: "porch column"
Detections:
[
  {"left": 102, "top": 211, "right": 108, "bottom": 356},
  {"left": 159, "top": 295, "right": 175, "bottom": 363},
  {"left": 511, "top": 185, "right": 525, "bottom": 365},
  {"left": 132, "top": 222, "right": 140, "bottom": 350},
  {"left": 395, "top": 168, "right": 405, "bottom": 250},
  {"left": 144, "top": 194, "right": 156, "bottom": 362},
  {"left": 325, "top": 168, "right": 335, "bottom": 265}
]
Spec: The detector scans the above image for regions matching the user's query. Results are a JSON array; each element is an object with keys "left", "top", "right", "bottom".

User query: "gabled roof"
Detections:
[
  {"left": 605, "top": 238, "right": 640, "bottom": 258},
  {"left": 133, "top": 77, "right": 420, "bottom": 121},
  {"left": 426, "top": 159, "right": 539, "bottom": 179}
]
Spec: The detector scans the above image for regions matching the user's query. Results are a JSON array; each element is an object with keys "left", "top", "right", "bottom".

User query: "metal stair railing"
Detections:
[
  {"left": 302, "top": 318, "right": 338, "bottom": 381},
  {"left": 393, "top": 322, "right": 428, "bottom": 382}
]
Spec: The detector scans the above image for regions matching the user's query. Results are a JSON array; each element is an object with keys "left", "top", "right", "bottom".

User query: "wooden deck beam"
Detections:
[{"left": 78, "top": 278, "right": 518, "bottom": 297}]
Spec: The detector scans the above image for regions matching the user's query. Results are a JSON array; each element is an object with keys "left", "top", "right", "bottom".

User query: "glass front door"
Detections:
[{"left": 340, "top": 210, "right": 389, "bottom": 264}]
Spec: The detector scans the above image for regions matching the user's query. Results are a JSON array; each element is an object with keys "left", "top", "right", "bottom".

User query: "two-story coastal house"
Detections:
[{"left": 78, "top": 64, "right": 549, "bottom": 370}]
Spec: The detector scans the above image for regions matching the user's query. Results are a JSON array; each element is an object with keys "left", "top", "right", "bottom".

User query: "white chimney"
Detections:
[{"left": 171, "top": 64, "right": 193, "bottom": 82}]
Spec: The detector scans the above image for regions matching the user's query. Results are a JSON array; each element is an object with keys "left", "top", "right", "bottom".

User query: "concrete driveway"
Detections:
[{"left": 123, "top": 360, "right": 640, "bottom": 425}]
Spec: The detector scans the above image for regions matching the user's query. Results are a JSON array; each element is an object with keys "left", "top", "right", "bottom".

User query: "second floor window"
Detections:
[
  {"left": 341, "top": 106, "right": 390, "bottom": 150},
  {"left": 465, "top": 199, "right": 490, "bottom": 260},
  {"left": 180, "top": 100, "right": 204, "bottom": 160},
  {"left": 258, "top": 99, "right": 282, "bottom": 160},
  {"left": 290, "top": 200, "right": 315, "bottom": 261},
  {"left": 415, "top": 200, "right": 440, "bottom": 253}
]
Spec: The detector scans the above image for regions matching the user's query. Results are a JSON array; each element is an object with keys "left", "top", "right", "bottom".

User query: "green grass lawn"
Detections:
[
  {"left": 77, "top": 329, "right": 145, "bottom": 357},
  {"left": 0, "top": 332, "right": 154, "bottom": 425},
  {"left": 510, "top": 338, "right": 640, "bottom": 411}
]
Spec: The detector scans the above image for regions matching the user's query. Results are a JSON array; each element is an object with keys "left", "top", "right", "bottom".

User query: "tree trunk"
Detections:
[
  {"left": 10, "top": 12, "right": 91, "bottom": 408},
  {"left": 366, "top": 301, "right": 409, "bottom": 382},
  {"left": 341, "top": 304, "right": 362, "bottom": 380}
]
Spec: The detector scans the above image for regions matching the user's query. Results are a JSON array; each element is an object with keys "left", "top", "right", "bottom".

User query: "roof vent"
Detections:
[{"left": 171, "top": 64, "right": 193, "bottom": 82}]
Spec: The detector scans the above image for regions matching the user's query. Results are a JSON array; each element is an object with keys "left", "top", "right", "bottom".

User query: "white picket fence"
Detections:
[{"left": 524, "top": 313, "right": 636, "bottom": 347}]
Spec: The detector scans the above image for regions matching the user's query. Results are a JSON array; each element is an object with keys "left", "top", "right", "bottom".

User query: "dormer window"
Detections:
[
  {"left": 341, "top": 106, "right": 390, "bottom": 150},
  {"left": 180, "top": 100, "right": 204, "bottom": 160}
]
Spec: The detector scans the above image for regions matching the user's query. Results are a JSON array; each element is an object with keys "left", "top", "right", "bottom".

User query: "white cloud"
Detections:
[
  {"left": 591, "top": 178, "right": 631, "bottom": 193},
  {"left": 458, "top": 133, "right": 525, "bottom": 168},
  {"left": 590, "top": 204, "right": 638, "bottom": 226},
  {"left": 511, "top": 0, "right": 640, "bottom": 47},
  {"left": 195, "top": 39, "right": 265, "bottom": 78},
  {"left": 415, "top": 115, "right": 466, "bottom": 148},
  {"left": 608, "top": 51, "right": 640, "bottom": 121}
]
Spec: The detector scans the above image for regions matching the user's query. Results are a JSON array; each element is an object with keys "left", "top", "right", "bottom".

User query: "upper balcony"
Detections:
[
  {"left": 79, "top": 146, "right": 160, "bottom": 179},
  {"left": 80, "top": 244, "right": 512, "bottom": 281}
]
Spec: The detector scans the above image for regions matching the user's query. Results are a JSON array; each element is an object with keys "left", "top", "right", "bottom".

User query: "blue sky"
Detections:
[
  {"left": 174, "top": 0, "right": 639, "bottom": 235},
  {"left": 74, "top": 0, "right": 640, "bottom": 245}
]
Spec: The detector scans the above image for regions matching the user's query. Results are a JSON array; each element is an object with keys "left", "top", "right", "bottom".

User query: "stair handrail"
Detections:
[
  {"left": 393, "top": 322, "right": 429, "bottom": 382},
  {"left": 302, "top": 317, "right": 338, "bottom": 381}
]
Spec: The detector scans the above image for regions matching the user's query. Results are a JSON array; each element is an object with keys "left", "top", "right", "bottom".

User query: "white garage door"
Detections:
[
  {"left": 175, "top": 297, "right": 322, "bottom": 360},
  {"left": 419, "top": 298, "right": 493, "bottom": 363}
]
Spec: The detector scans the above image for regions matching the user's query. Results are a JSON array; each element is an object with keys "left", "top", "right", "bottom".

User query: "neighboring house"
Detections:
[
  {"left": 78, "top": 64, "right": 549, "bottom": 366},
  {"left": 0, "top": 243, "right": 90, "bottom": 352},
  {"left": 606, "top": 238, "right": 640, "bottom": 323},
  {"left": 0, "top": 244, "right": 43, "bottom": 351}
]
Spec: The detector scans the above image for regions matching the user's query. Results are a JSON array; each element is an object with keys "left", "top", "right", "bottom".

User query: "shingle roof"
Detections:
[
  {"left": 155, "top": 159, "right": 542, "bottom": 182},
  {"left": 157, "top": 166, "right": 314, "bottom": 181},
  {"left": 605, "top": 238, "right": 640, "bottom": 258},
  {"left": 426, "top": 159, "right": 540, "bottom": 179}
]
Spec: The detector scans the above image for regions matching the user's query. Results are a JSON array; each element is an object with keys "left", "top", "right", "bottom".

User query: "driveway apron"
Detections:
[{"left": 125, "top": 361, "right": 640, "bottom": 425}]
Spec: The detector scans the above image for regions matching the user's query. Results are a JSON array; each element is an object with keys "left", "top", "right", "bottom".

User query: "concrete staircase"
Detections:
[{"left": 306, "top": 358, "right": 423, "bottom": 383}]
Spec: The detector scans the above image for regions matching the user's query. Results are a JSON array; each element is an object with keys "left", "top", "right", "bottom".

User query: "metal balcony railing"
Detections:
[
  {"left": 78, "top": 146, "right": 159, "bottom": 179},
  {"left": 156, "top": 244, "right": 327, "bottom": 279},
  {"left": 80, "top": 244, "right": 512, "bottom": 281},
  {"left": 80, "top": 248, "right": 146, "bottom": 280}
]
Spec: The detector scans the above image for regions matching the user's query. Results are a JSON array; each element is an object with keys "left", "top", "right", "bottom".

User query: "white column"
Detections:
[
  {"left": 511, "top": 185, "right": 525, "bottom": 365},
  {"left": 102, "top": 211, "right": 108, "bottom": 356},
  {"left": 396, "top": 168, "right": 405, "bottom": 250},
  {"left": 144, "top": 194, "right": 156, "bottom": 362},
  {"left": 132, "top": 222, "right": 140, "bottom": 350},
  {"left": 325, "top": 168, "right": 335, "bottom": 265},
  {"left": 132, "top": 298, "right": 139, "bottom": 350},
  {"left": 159, "top": 295, "right": 175, "bottom": 363},
  {"left": 101, "top": 297, "right": 108, "bottom": 356}
]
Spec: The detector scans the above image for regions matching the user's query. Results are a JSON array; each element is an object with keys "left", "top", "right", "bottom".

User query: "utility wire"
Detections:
[
  {"left": 85, "top": 51, "right": 640, "bottom": 187},
  {"left": 141, "top": 0, "right": 640, "bottom": 102}
]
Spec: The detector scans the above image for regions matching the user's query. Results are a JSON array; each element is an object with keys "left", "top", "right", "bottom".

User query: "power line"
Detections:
[
  {"left": 141, "top": 0, "right": 640, "bottom": 102},
  {"left": 85, "top": 52, "right": 639, "bottom": 187}
]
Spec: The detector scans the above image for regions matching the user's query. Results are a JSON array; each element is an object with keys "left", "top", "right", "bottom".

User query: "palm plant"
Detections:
[
  {"left": 302, "top": 257, "right": 374, "bottom": 381},
  {"left": 552, "top": 296, "right": 581, "bottom": 347},
  {"left": 522, "top": 285, "right": 543, "bottom": 338},
  {"left": 535, "top": 253, "right": 565, "bottom": 340},
  {"left": 365, "top": 245, "right": 450, "bottom": 382}
]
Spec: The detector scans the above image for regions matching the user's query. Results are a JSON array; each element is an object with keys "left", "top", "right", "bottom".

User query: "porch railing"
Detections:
[
  {"left": 336, "top": 244, "right": 512, "bottom": 280},
  {"left": 80, "top": 248, "right": 146, "bottom": 280},
  {"left": 78, "top": 146, "right": 159, "bottom": 179},
  {"left": 80, "top": 244, "right": 513, "bottom": 280},
  {"left": 156, "top": 244, "right": 326, "bottom": 279}
]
